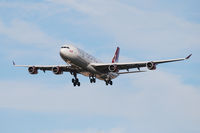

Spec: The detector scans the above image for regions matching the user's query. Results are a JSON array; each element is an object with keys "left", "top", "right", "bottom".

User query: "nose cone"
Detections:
[
  {"left": 60, "top": 45, "right": 77, "bottom": 59},
  {"left": 60, "top": 48, "right": 65, "bottom": 57},
  {"left": 60, "top": 49, "right": 67, "bottom": 60}
]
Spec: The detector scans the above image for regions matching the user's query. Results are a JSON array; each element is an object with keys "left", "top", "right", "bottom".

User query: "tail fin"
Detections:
[{"left": 112, "top": 47, "right": 120, "bottom": 63}]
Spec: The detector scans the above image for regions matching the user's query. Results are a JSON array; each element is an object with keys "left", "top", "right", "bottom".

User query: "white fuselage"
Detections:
[{"left": 59, "top": 44, "right": 118, "bottom": 80}]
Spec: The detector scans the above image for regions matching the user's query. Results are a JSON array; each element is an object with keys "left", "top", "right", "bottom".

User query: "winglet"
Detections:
[
  {"left": 185, "top": 54, "right": 192, "bottom": 60},
  {"left": 12, "top": 61, "right": 16, "bottom": 66}
]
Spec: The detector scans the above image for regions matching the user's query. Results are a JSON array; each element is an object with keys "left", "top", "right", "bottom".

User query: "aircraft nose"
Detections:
[
  {"left": 60, "top": 46, "right": 77, "bottom": 58},
  {"left": 60, "top": 48, "right": 65, "bottom": 56}
]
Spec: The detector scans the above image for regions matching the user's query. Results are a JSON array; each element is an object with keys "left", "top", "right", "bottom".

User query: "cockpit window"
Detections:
[{"left": 61, "top": 46, "right": 70, "bottom": 49}]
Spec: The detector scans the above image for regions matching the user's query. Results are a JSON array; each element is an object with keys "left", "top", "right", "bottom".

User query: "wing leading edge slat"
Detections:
[
  {"left": 12, "top": 61, "right": 82, "bottom": 73},
  {"left": 91, "top": 54, "right": 192, "bottom": 72}
]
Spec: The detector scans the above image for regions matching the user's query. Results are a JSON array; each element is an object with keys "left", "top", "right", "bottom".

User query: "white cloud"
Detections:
[
  {"left": 0, "top": 1, "right": 69, "bottom": 17},
  {"left": 0, "top": 1, "right": 199, "bottom": 132},
  {"left": 48, "top": 0, "right": 200, "bottom": 56},
  {"left": 0, "top": 19, "right": 57, "bottom": 46},
  {"left": 42, "top": 128, "right": 126, "bottom": 133},
  {"left": 1, "top": 0, "right": 199, "bottom": 56},
  {"left": 0, "top": 71, "right": 200, "bottom": 132},
  {"left": 0, "top": 19, "right": 65, "bottom": 63}
]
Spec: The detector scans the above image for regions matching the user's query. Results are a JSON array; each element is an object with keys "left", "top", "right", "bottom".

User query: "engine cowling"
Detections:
[
  {"left": 28, "top": 66, "right": 38, "bottom": 74},
  {"left": 146, "top": 62, "right": 156, "bottom": 70},
  {"left": 52, "top": 66, "right": 63, "bottom": 75},
  {"left": 108, "top": 65, "right": 117, "bottom": 72}
]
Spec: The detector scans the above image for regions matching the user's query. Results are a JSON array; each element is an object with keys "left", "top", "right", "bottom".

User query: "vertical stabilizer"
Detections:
[{"left": 112, "top": 47, "right": 120, "bottom": 63}]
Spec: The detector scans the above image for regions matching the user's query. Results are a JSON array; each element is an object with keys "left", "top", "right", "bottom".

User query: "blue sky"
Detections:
[{"left": 0, "top": 0, "right": 200, "bottom": 133}]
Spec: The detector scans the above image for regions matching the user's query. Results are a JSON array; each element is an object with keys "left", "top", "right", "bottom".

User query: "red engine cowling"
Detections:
[
  {"left": 28, "top": 66, "right": 38, "bottom": 74},
  {"left": 146, "top": 62, "right": 156, "bottom": 70},
  {"left": 52, "top": 66, "right": 63, "bottom": 75},
  {"left": 108, "top": 65, "right": 118, "bottom": 72}
]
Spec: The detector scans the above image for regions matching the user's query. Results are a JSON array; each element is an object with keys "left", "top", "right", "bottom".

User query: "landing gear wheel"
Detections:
[
  {"left": 71, "top": 72, "right": 81, "bottom": 87},
  {"left": 90, "top": 79, "right": 93, "bottom": 83},
  {"left": 105, "top": 80, "right": 113, "bottom": 86},
  {"left": 77, "top": 82, "right": 80, "bottom": 86},
  {"left": 110, "top": 81, "right": 113, "bottom": 85},
  {"left": 73, "top": 80, "right": 80, "bottom": 87},
  {"left": 89, "top": 75, "right": 96, "bottom": 83}
]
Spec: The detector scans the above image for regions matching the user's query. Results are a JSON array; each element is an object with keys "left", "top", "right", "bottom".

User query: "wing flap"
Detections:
[
  {"left": 117, "top": 70, "right": 146, "bottom": 75},
  {"left": 91, "top": 62, "right": 146, "bottom": 73}
]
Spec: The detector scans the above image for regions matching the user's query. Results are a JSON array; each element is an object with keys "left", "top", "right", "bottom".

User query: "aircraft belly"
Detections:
[
  {"left": 74, "top": 57, "right": 88, "bottom": 68},
  {"left": 62, "top": 54, "right": 88, "bottom": 69},
  {"left": 80, "top": 72, "right": 118, "bottom": 81},
  {"left": 61, "top": 53, "right": 118, "bottom": 81},
  {"left": 80, "top": 72, "right": 106, "bottom": 80}
]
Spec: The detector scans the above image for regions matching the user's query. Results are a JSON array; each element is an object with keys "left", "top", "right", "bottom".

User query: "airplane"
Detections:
[{"left": 13, "top": 44, "right": 192, "bottom": 87}]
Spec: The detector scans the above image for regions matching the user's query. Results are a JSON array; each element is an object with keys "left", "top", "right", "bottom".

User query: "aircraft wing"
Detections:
[
  {"left": 12, "top": 61, "right": 82, "bottom": 73},
  {"left": 91, "top": 54, "right": 192, "bottom": 73}
]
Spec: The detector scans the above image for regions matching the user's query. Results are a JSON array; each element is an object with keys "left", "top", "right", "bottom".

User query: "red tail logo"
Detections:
[{"left": 112, "top": 47, "right": 120, "bottom": 63}]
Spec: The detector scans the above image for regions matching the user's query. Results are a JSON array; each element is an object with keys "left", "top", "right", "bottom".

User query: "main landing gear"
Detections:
[
  {"left": 71, "top": 72, "right": 80, "bottom": 87},
  {"left": 105, "top": 79, "right": 113, "bottom": 86},
  {"left": 89, "top": 75, "right": 96, "bottom": 83}
]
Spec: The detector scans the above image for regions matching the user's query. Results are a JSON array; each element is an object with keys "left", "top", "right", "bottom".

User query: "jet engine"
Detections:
[
  {"left": 52, "top": 66, "right": 63, "bottom": 75},
  {"left": 146, "top": 62, "right": 156, "bottom": 70},
  {"left": 28, "top": 66, "right": 38, "bottom": 74},
  {"left": 108, "top": 65, "right": 117, "bottom": 72}
]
